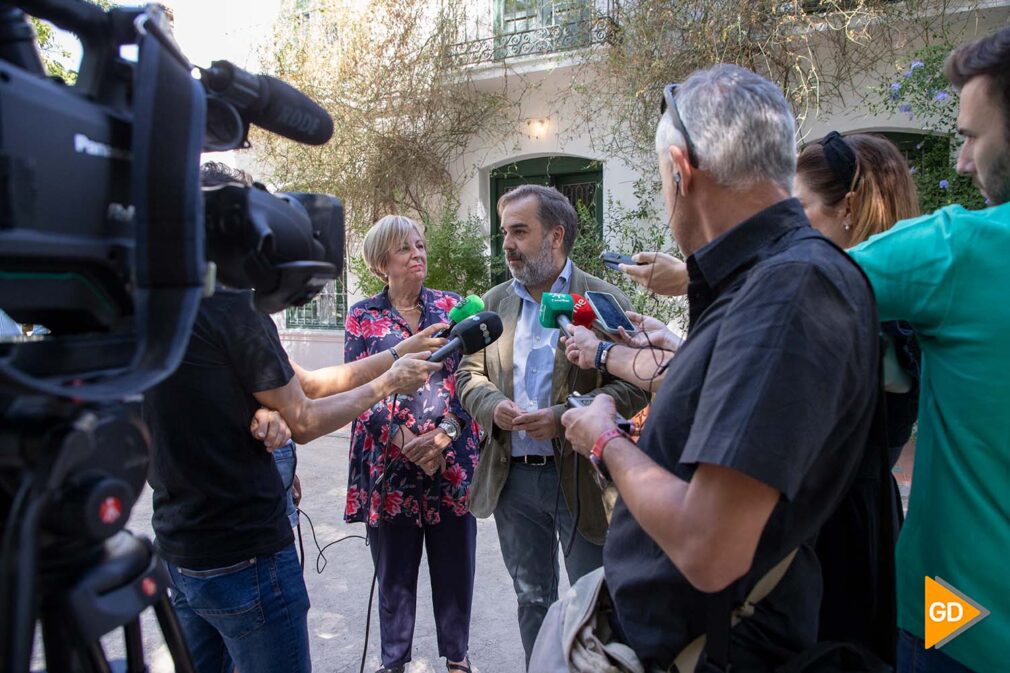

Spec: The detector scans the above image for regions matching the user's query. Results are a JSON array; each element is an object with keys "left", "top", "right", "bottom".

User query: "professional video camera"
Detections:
[{"left": 0, "top": 1, "right": 343, "bottom": 670}]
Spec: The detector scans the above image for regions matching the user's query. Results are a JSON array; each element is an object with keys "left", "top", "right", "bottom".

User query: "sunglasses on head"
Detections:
[{"left": 660, "top": 83, "right": 699, "bottom": 168}]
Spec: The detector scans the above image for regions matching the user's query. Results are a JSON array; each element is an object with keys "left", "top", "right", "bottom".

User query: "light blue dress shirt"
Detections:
[{"left": 511, "top": 258, "right": 573, "bottom": 457}]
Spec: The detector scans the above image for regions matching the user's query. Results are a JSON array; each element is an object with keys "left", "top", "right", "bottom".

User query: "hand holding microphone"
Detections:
[
  {"left": 387, "top": 352, "right": 443, "bottom": 396},
  {"left": 397, "top": 322, "right": 450, "bottom": 357}
]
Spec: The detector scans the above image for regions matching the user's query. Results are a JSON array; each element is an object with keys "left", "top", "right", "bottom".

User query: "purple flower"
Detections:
[
  {"left": 890, "top": 82, "right": 901, "bottom": 100},
  {"left": 939, "top": 179, "right": 950, "bottom": 190},
  {"left": 933, "top": 90, "right": 950, "bottom": 102},
  {"left": 899, "top": 103, "right": 912, "bottom": 113},
  {"left": 903, "top": 69, "right": 913, "bottom": 79},
  {"left": 911, "top": 60, "right": 925, "bottom": 70},
  {"left": 910, "top": 166, "right": 918, "bottom": 175}
]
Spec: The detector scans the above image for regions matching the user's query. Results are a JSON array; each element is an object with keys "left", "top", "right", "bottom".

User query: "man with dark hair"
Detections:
[
  {"left": 847, "top": 27, "right": 1010, "bottom": 673},
  {"left": 144, "top": 164, "right": 445, "bottom": 673},
  {"left": 943, "top": 27, "right": 1010, "bottom": 206},
  {"left": 455, "top": 184, "right": 648, "bottom": 668}
]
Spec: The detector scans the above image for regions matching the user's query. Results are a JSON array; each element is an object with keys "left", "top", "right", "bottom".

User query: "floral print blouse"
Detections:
[{"left": 343, "top": 287, "right": 480, "bottom": 527}]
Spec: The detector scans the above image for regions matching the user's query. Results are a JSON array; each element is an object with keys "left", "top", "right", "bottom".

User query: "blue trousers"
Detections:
[
  {"left": 367, "top": 513, "right": 477, "bottom": 668},
  {"left": 167, "top": 544, "right": 310, "bottom": 673},
  {"left": 897, "top": 630, "right": 977, "bottom": 673},
  {"left": 493, "top": 462, "right": 604, "bottom": 668}
]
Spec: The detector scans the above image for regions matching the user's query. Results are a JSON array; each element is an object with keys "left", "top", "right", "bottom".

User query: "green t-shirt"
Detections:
[{"left": 850, "top": 202, "right": 1010, "bottom": 671}]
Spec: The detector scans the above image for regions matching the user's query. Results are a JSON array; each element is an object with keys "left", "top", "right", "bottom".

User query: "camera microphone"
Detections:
[
  {"left": 429, "top": 311, "right": 503, "bottom": 363},
  {"left": 200, "top": 60, "right": 334, "bottom": 146}
]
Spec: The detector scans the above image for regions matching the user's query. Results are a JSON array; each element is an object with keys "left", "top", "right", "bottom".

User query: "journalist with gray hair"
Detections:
[{"left": 530, "top": 64, "right": 880, "bottom": 672}]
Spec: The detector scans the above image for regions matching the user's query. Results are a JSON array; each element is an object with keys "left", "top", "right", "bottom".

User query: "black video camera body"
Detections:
[{"left": 0, "top": 0, "right": 342, "bottom": 401}]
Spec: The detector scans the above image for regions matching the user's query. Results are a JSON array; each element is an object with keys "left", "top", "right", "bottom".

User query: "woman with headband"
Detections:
[{"left": 795, "top": 132, "right": 921, "bottom": 663}]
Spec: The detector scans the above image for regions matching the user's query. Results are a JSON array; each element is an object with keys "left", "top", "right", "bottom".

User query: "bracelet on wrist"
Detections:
[
  {"left": 590, "top": 427, "right": 627, "bottom": 484},
  {"left": 595, "top": 341, "right": 616, "bottom": 373},
  {"left": 389, "top": 346, "right": 400, "bottom": 361}
]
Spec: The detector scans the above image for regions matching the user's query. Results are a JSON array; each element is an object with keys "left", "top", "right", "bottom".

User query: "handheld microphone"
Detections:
[
  {"left": 569, "top": 293, "right": 598, "bottom": 329},
  {"left": 435, "top": 295, "right": 485, "bottom": 338},
  {"left": 429, "top": 311, "right": 504, "bottom": 363},
  {"left": 538, "top": 293, "right": 596, "bottom": 332},
  {"left": 200, "top": 60, "right": 335, "bottom": 146}
]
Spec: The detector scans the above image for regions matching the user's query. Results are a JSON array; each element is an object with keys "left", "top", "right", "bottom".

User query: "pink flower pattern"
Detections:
[{"left": 343, "top": 287, "right": 481, "bottom": 527}]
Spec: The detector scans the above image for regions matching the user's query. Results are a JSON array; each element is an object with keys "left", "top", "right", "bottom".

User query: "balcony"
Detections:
[{"left": 448, "top": 0, "right": 620, "bottom": 67}]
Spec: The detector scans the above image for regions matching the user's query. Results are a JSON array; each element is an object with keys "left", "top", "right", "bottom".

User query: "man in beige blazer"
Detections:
[{"left": 456, "top": 185, "right": 648, "bottom": 667}]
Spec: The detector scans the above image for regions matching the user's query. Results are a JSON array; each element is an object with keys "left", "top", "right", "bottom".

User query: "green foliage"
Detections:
[
  {"left": 350, "top": 209, "right": 499, "bottom": 299},
  {"left": 876, "top": 45, "right": 986, "bottom": 212},
  {"left": 29, "top": 16, "right": 77, "bottom": 82}
]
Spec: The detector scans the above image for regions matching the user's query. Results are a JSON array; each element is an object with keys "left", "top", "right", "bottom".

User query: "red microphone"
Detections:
[{"left": 570, "top": 293, "right": 597, "bottom": 329}]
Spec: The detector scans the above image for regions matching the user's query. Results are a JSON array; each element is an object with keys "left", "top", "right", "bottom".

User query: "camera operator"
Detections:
[
  {"left": 142, "top": 163, "right": 443, "bottom": 673},
  {"left": 529, "top": 65, "right": 880, "bottom": 671}
]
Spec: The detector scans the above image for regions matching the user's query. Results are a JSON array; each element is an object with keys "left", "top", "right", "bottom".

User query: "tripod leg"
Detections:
[
  {"left": 152, "top": 592, "right": 197, "bottom": 673},
  {"left": 123, "top": 619, "right": 145, "bottom": 673}
]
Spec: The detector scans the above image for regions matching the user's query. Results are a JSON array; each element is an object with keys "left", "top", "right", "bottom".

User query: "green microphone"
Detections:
[
  {"left": 539, "top": 292, "right": 575, "bottom": 331},
  {"left": 436, "top": 294, "right": 485, "bottom": 338}
]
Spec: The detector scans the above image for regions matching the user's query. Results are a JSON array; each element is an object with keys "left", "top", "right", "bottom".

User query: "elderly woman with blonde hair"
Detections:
[{"left": 344, "top": 215, "right": 479, "bottom": 673}]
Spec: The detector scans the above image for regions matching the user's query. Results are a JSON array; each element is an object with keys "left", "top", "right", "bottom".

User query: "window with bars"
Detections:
[
  {"left": 497, "top": 0, "right": 593, "bottom": 35},
  {"left": 284, "top": 276, "right": 347, "bottom": 331}
]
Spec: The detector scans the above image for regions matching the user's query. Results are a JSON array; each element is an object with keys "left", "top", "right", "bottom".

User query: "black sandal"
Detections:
[{"left": 446, "top": 660, "right": 472, "bottom": 673}]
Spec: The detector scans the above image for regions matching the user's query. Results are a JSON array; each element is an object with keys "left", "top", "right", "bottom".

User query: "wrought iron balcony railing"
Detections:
[{"left": 448, "top": 0, "right": 619, "bottom": 67}]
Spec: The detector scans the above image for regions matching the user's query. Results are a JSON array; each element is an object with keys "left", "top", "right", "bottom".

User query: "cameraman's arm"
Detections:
[
  {"left": 256, "top": 354, "right": 440, "bottom": 444},
  {"left": 293, "top": 323, "right": 448, "bottom": 399}
]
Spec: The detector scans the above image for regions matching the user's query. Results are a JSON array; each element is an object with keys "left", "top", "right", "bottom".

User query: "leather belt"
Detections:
[{"left": 511, "top": 454, "right": 554, "bottom": 466}]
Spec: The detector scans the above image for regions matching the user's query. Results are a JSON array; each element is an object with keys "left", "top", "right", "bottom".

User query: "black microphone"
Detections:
[
  {"left": 429, "top": 311, "right": 504, "bottom": 363},
  {"left": 200, "top": 60, "right": 334, "bottom": 146}
]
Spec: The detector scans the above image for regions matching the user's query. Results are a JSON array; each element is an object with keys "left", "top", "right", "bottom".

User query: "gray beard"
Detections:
[{"left": 509, "top": 237, "right": 556, "bottom": 287}]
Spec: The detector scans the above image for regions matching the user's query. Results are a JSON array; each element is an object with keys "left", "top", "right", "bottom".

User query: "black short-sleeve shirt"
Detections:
[
  {"left": 604, "top": 199, "right": 879, "bottom": 669},
  {"left": 144, "top": 289, "right": 295, "bottom": 570}
]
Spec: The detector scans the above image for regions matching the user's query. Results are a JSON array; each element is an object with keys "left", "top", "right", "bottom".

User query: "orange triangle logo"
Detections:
[{"left": 924, "top": 576, "right": 990, "bottom": 649}]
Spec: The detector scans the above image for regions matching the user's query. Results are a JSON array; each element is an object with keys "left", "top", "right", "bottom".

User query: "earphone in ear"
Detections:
[{"left": 674, "top": 173, "right": 682, "bottom": 185}]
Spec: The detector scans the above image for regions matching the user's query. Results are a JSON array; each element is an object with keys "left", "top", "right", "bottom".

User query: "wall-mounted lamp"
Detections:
[{"left": 525, "top": 117, "right": 550, "bottom": 140}]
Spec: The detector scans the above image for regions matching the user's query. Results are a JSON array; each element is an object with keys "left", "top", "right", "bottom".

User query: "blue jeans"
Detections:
[
  {"left": 494, "top": 461, "right": 604, "bottom": 668},
  {"left": 273, "top": 441, "right": 299, "bottom": 529},
  {"left": 898, "top": 630, "right": 977, "bottom": 673},
  {"left": 167, "top": 544, "right": 310, "bottom": 673}
]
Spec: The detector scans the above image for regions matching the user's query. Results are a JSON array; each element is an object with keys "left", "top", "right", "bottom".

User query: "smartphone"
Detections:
[
  {"left": 566, "top": 394, "right": 632, "bottom": 433},
  {"left": 585, "top": 291, "right": 636, "bottom": 335},
  {"left": 600, "top": 251, "right": 639, "bottom": 272}
]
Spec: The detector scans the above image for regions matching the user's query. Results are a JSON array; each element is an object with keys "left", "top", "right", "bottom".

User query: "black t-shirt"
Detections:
[
  {"left": 604, "top": 199, "right": 880, "bottom": 670},
  {"left": 144, "top": 289, "right": 295, "bottom": 570}
]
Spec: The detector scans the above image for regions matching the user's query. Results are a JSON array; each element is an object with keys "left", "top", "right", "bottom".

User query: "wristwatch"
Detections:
[{"left": 438, "top": 416, "right": 461, "bottom": 441}]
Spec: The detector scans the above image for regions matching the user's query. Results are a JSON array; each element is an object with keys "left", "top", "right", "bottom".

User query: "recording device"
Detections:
[
  {"left": 566, "top": 393, "right": 633, "bottom": 434},
  {"left": 433, "top": 294, "right": 484, "bottom": 339},
  {"left": 538, "top": 293, "right": 596, "bottom": 332},
  {"left": 0, "top": 2, "right": 343, "bottom": 671},
  {"left": 585, "top": 291, "right": 636, "bottom": 335},
  {"left": 429, "top": 310, "right": 504, "bottom": 363},
  {"left": 600, "top": 251, "right": 641, "bottom": 272}
]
